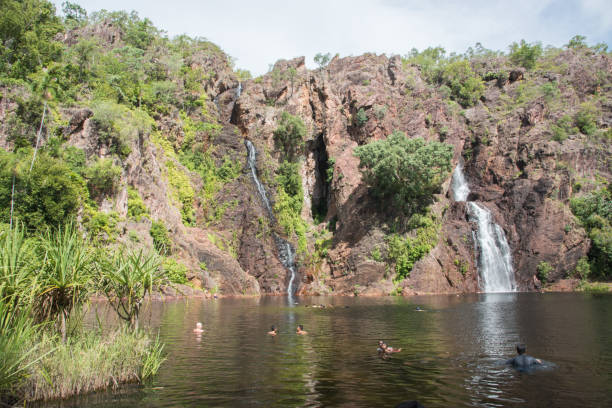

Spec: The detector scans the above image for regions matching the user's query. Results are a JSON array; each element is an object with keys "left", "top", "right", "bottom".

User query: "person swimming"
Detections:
[
  {"left": 415, "top": 306, "right": 424, "bottom": 312},
  {"left": 381, "top": 342, "right": 402, "bottom": 354},
  {"left": 296, "top": 324, "right": 308, "bottom": 335},
  {"left": 506, "top": 344, "right": 542, "bottom": 368},
  {"left": 193, "top": 322, "right": 204, "bottom": 333},
  {"left": 267, "top": 325, "right": 278, "bottom": 336}
]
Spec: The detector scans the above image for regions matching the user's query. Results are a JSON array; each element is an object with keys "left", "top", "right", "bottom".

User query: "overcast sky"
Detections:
[{"left": 51, "top": 0, "right": 612, "bottom": 76}]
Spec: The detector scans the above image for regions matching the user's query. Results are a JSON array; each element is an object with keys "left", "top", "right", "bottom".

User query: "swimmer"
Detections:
[
  {"left": 506, "top": 344, "right": 542, "bottom": 368},
  {"left": 381, "top": 343, "right": 402, "bottom": 353},
  {"left": 415, "top": 306, "right": 424, "bottom": 312},
  {"left": 193, "top": 322, "right": 204, "bottom": 333},
  {"left": 296, "top": 324, "right": 308, "bottom": 335},
  {"left": 267, "top": 325, "right": 278, "bottom": 336}
]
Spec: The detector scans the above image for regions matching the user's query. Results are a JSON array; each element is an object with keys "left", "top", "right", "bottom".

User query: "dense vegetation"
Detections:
[{"left": 0, "top": 223, "right": 165, "bottom": 403}]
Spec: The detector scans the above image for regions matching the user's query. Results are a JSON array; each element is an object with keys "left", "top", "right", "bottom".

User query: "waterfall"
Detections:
[
  {"left": 451, "top": 162, "right": 470, "bottom": 202},
  {"left": 245, "top": 140, "right": 298, "bottom": 303},
  {"left": 236, "top": 82, "right": 242, "bottom": 98},
  {"left": 452, "top": 164, "right": 516, "bottom": 292}
]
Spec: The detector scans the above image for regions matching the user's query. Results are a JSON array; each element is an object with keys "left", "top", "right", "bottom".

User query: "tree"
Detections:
[
  {"left": 566, "top": 35, "right": 587, "bottom": 49},
  {"left": 509, "top": 39, "right": 542, "bottom": 70},
  {"left": 62, "top": 1, "right": 87, "bottom": 28},
  {"left": 354, "top": 131, "right": 453, "bottom": 213},
  {"left": 0, "top": 151, "right": 85, "bottom": 232},
  {"left": 287, "top": 67, "right": 297, "bottom": 95},
  {"left": 314, "top": 52, "right": 331, "bottom": 70},
  {"left": 98, "top": 249, "right": 164, "bottom": 330},
  {"left": 0, "top": 0, "right": 64, "bottom": 79},
  {"left": 438, "top": 60, "right": 485, "bottom": 107},
  {"left": 273, "top": 111, "right": 306, "bottom": 162}
]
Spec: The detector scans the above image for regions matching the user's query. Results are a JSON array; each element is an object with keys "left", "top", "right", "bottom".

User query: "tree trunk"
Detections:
[{"left": 61, "top": 310, "right": 67, "bottom": 343}]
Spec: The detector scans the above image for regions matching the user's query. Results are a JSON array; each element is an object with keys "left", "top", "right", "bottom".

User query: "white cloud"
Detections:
[{"left": 51, "top": 0, "right": 612, "bottom": 75}]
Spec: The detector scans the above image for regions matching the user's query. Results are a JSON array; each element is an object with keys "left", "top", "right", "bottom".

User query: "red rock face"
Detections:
[{"left": 12, "top": 23, "right": 607, "bottom": 297}]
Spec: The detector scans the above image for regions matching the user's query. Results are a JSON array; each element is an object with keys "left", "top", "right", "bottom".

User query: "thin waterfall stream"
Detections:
[
  {"left": 245, "top": 140, "right": 298, "bottom": 303},
  {"left": 452, "top": 163, "right": 516, "bottom": 292}
]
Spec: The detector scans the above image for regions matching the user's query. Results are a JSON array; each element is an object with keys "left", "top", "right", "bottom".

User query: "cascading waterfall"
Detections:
[
  {"left": 245, "top": 140, "right": 298, "bottom": 303},
  {"left": 236, "top": 82, "right": 242, "bottom": 98},
  {"left": 452, "top": 163, "right": 516, "bottom": 292}
]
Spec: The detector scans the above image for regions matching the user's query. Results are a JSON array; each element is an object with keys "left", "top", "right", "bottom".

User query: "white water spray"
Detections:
[
  {"left": 245, "top": 140, "right": 298, "bottom": 303},
  {"left": 452, "top": 164, "right": 516, "bottom": 292},
  {"left": 236, "top": 82, "right": 242, "bottom": 98}
]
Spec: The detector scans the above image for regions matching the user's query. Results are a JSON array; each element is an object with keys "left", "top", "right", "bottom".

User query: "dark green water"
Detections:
[{"left": 41, "top": 293, "right": 612, "bottom": 407}]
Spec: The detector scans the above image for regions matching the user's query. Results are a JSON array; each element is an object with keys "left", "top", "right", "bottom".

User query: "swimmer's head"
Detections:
[
  {"left": 270, "top": 325, "right": 276, "bottom": 331},
  {"left": 378, "top": 340, "right": 384, "bottom": 346},
  {"left": 298, "top": 325, "right": 304, "bottom": 331},
  {"left": 516, "top": 344, "right": 526, "bottom": 355},
  {"left": 196, "top": 322, "right": 202, "bottom": 329}
]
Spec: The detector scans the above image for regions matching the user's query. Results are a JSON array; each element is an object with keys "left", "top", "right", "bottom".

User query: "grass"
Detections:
[{"left": 21, "top": 329, "right": 165, "bottom": 401}]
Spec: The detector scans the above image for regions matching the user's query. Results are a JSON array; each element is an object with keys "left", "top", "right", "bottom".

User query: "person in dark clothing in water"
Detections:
[{"left": 506, "top": 344, "right": 542, "bottom": 368}]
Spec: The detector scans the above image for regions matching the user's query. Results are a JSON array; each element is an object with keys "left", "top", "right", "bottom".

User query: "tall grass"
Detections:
[
  {"left": 22, "top": 329, "right": 166, "bottom": 401},
  {"left": 0, "top": 301, "right": 47, "bottom": 400},
  {"left": 0, "top": 223, "right": 37, "bottom": 308}
]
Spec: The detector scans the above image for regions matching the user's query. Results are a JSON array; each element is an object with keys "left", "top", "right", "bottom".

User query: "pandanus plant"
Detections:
[
  {"left": 38, "top": 223, "right": 94, "bottom": 342},
  {"left": 98, "top": 249, "right": 164, "bottom": 330},
  {"left": 0, "top": 223, "right": 37, "bottom": 310}
]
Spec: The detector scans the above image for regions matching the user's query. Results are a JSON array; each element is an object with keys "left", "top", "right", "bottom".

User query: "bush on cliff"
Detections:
[
  {"left": 354, "top": 131, "right": 453, "bottom": 214},
  {"left": 509, "top": 39, "right": 542, "bottom": 70},
  {"left": 273, "top": 111, "right": 306, "bottom": 162},
  {"left": 570, "top": 187, "right": 612, "bottom": 279}
]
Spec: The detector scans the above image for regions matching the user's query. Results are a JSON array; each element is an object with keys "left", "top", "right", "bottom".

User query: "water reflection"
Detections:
[{"left": 39, "top": 293, "right": 612, "bottom": 408}]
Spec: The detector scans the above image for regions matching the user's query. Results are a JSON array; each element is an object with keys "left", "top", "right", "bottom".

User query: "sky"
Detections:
[{"left": 51, "top": 0, "right": 612, "bottom": 76}]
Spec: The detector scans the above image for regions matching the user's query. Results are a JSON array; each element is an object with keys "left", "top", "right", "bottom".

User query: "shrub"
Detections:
[
  {"left": 550, "top": 115, "right": 578, "bottom": 142},
  {"left": 85, "top": 158, "right": 121, "bottom": 199},
  {"left": 509, "top": 40, "right": 543, "bottom": 70},
  {"left": 438, "top": 60, "right": 485, "bottom": 107},
  {"left": 165, "top": 161, "right": 195, "bottom": 226},
  {"left": 573, "top": 256, "right": 591, "bottom": 280},
  {"left": 387, "top": 212, "right": 440, "bottom": 279},
  {"left": 354, "top": 131, "right": 453, "bottom": 213},
  {"left": 354, "top": 108, "right": 368, "bottom": 127},
  {"left": 0, "top": 151, "right": 85, "bottom": 232},
  {"left": 273, "top": 111, "right": 306, "bottom": 162},
  {"left": 150, "top": 221, "right": 171, "bottom": 255},
  {"left": 127, "top": 187, "right": 149, "bottom": 220},
  {"left": 274, "top": 162, "right": 307, "bottom": 253},
  {"left": 162, "top": 257, "right": 188, "bottom": 284},
  {"left": 536, "top": 261, "right": 553, "bottom": 283},
  {"left": 574, "top": 103, "right": 598, "bottom": 136}
]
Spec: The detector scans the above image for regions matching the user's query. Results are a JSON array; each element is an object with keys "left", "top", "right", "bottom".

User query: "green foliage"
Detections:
[
  {"left": 0, "top": 150, "right": 85, "bottom": 232},
  {"left": 83, "top": 209, "right": 119, "bottom": 243},
  {"left": 84, "top": 158, "right": 121, "bottom": 199},
  {"left": 314, "top": 52, "right": 332, "bottom": 69},
  {"left": 127, "top": 187, "right": 149, "bottom": 220},
  {"left": 274, "top": 161, "right": 307, "bottom": 253},
  {"left": 573, "top": 256, "right": 591, "bottom": 280},
  {"left": 570, "top": 188, "right": 611, "bottom": 279},
  {"left": 454, "top": 258, "right": 469, "bottom": 276},
  {"left": 536, "top": 261, "right": 553, "bottom": 283},
  {"left": 550, "top": 115, "right": 578, "bottom": 142},
  {"left": 235, "top": 69, "right": 252, "bottom": 81},
  {"left": 0, "top": 0, "right": 64, "bottom": 79},
  {"left": 97, "top": 249, "right": 164, "bottom": 329},
  {"left": 150, "top": 221, "right": 172, "bottom": 255},
  {"left": 354, "top": 108, "right": 368, "bottom": 127},
  {"left": 574, "top": 103, "right": 598, "bottom": 136},
  {"left": 566, "top": 35, "right": 587, "bottom": 49},
  {"left": 326, "top": 157, "right": 336, "bottom": 183},
  {"left": 273, "top": 111, "right": 306, "bottom": 162},
  {"left": 353, "top": 131, "right": 453, "bottom": 213},
  {"left": 438, "top": 60, "right": 485, "bottom": 107},
  {"left": 161, "top": 257, "right": 188, "bottom": 284},
  {"left": 509, "top": 39, "right": 543, "bottom": 70},
  {"left": 38, "top": 223, "right": 94, "bottom": 341},
  {"left": 370, "top": 247, "right": 383, "bottom": 262},
  {"left": 387, "top": 212, "right": 440, "bottom": 280},
  {"left": 61, "top": 1, "right": 87, "bottom": 28},
  {"left": 91, "top": 101, "right": 154, "bottom": 157},
  {"left": 165, "top": 161, "right": 195, "bottom": 226}
]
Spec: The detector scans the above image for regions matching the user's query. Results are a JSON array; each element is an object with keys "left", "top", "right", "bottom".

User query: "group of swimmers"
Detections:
[{"left": 267, "top": 325, "right": 308, "bottom": 336}]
